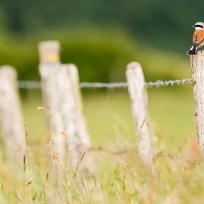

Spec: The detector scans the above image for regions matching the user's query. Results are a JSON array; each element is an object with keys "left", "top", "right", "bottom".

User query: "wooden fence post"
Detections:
[
  {"left": 39, "top": 41, "right": 94, "bottom": 172},
  {"left": 38, "top": 41, "right": 65, "bottom": 167},
  {"left": 0, "top": 66, "right": 26, "bottom": 162},
  {"left": 126, "top": 62, "right": 153, "bottom": 165},
  {"left": 58, "top": 64, "right": 94, "bottom": 172},
  {"left": 190, "top": 51, "right": 204, "bottom": 157}
]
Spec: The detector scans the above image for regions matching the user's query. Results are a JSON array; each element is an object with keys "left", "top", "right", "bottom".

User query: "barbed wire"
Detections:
[
  {"left": 80, "top": 82, "right": 128, "bottom": 88},
  {"left": 18, "top": 81, "right": 42, "bottom": 89},
  {"left": 17, "top": 78, "right": 193, "bottom": 90},
  {"left": 145, "top": 78, "right": 193, "bottom": 88}
]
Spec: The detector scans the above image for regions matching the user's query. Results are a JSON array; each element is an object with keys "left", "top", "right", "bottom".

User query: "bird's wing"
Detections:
[
  {"left": 194, "top": 38, "right": 204, "bottom": 47},
  {"left": 193, "top": 31, "right": 204, "bottom": 47}
]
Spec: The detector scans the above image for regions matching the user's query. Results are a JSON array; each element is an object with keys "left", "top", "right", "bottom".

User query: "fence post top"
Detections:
[
  {"left": 197, "top": 50, "right": 204, "bottom": 55},
  {"left": 190, "top": 50, "right": 204, "bottom": 59},
  {"left": 190, "top": 51, "right": 204, "bottom": 69},
  {"left": 38, "top": 41, "right": 60, "bottom": 64},
  {"left": 0, "top": 66, "right": 17, "bottom": 78},
  {"left": 127, "top": 62, "right": 142, "bottom": 70},
  {"left": 126, "top": 62, "right": 144, "bottom": 77},
  {"left": 61, "top": 63, "right": 77, "bottom": 69},
  {"left": 60, "top": 64, "right": 79, "bottom": 83}
]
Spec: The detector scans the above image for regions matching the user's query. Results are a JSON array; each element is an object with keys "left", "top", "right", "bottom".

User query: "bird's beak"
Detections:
[{"left": 192, "top": 25, "right": 195, "bottom": 28}]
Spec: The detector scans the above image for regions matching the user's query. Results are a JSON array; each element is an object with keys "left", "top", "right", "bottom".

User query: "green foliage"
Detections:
[
  {"left": 0, "top": 0, "right": 203, "bottom": 51},
  {"left": 0, "top": 27, "right": 190, "bottom": 81},
  {"left": 58, "top": 28, "right": 137, "bottom": 81},
  {"left": 0, "top": 28, "right": 138, "bottom": 81},
  {"left": 0, "top": 0, "right": 196, "bottom": 81}
]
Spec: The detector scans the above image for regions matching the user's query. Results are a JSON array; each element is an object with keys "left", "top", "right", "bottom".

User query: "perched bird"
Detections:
[{"left": 188, "top": 22, "right": 204, "bottom": 55}]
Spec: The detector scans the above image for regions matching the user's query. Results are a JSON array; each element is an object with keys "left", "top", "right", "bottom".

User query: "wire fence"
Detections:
[{"left": 18, "top": 78, "right": 193, "bottom": 89}]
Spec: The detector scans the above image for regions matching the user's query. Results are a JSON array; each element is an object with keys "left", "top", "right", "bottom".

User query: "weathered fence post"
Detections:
[
  {"left": 0, "top": 66, "right": 26, "bottom": 162},
  {"left": 58, "top": 64, "right": 94, "bottom": 172},
  {"left": 190, "top": 51, "right": 204, "bottom": 157},
  {"left": 39, "top": 41, "right": 94, "bottom": 172},
  {"left": 39, "top": 41, "right": 65, "bottom": 167},
  {"left": 126, "top": 62, "right": 153, "bottom": 165}
]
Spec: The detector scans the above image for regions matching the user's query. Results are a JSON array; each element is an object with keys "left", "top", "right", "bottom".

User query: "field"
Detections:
[
  {"left": 0, "top": 0, "right": 203, "bottom": 202},
  {"left": 22, "top": 87, "right": 195, "bottom": 150},
  {"left": 0, "top": 87, "right": 201, "bottom": 203}
]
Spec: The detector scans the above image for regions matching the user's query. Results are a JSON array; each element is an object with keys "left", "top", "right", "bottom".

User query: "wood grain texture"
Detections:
[
  {"left": 39, "top": 41, "right": 94, "bottom": 172},
  {"left": 58, "top": 64, "right": 94, "bottom": 172},
  {"left": 0, "top": 66, "right": 26, "bottom": 162},
  {"left": 126, "top": 62, "right": 153, "bottom": 165},
  {"left": 39, "top": 41, "right": 65, "bottom": 168},
  {"left": 190, "top": 51, "right": 204, "bottom": 157}
]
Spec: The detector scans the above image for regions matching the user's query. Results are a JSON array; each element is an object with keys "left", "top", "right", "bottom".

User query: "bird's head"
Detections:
[{"left": 193, "top": 22, "right": 204, "bottom": 30}]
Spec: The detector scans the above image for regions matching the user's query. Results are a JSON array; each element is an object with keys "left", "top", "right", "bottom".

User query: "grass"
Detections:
[
  {"left": 22, "top": 87, "right": 195, "bottom": 149},
  {"left": 0, "top": 87, "right": 203, "bottom": 203}
]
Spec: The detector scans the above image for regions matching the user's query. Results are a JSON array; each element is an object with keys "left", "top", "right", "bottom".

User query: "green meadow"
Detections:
[
  {"left": 0, "top": 0, "right": 204, "bottom": 201},
  {"left": 0, "top": 87, "right": 198, "bottom": 203},
  {"left": 0, "top": 26, "right": 202, "bottom": 204},
  {"left": 22, "top": 87, "right": 195, "bottom": 151}
]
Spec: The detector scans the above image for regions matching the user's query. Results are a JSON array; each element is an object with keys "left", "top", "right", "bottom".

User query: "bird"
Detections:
[{"left": 188, "top": 22, "right": 204, "bottom": 55}]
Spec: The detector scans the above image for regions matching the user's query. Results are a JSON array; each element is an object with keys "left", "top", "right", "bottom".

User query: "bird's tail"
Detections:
[{"left": 188, "top": 45, "right": 198, "bottom": 55}]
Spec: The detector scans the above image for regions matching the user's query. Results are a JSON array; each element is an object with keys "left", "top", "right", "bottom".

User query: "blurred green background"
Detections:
[
  {"left": 0, "top": 0, "right": 203, "bottom": 81},
  {"left": 0, "top": 0, "right": 202, "bottom": 148},
  {"left": 0, "top": 1, "right": 203, "bottom": 203}
]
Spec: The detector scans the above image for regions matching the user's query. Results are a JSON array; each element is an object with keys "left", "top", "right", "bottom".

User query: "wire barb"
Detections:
[
  {"left": 17, "top": 78, "right": 193, "bottom": 90},
  {"left": 145, "top": 79, "right": 193, "bottom": 88}
]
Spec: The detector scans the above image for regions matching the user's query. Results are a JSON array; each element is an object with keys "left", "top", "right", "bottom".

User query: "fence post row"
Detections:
[
  {"left": 39, "top": 41, "right": 94, "bottom": 172},
  {"left": 126, "top": 62, "right": 153, "bottom": 165},
  {"left": 2, "top": 41, "right": 203, "bottom": 168},
  {"left": 190, "top": 51, "right": 204, "bottom": 157},
  {"left": 0, "top": 66, "right": 26, "bottom": 163}
]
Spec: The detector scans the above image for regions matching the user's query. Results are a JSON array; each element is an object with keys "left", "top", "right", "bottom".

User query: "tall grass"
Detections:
[{"left": 0, "top": 88, "right": 201, "bottom": 203}]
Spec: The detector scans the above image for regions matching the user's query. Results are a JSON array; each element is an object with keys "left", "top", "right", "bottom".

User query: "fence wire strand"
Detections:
[{"left": 18, "top": 78, "right": 193, "bottom": 90}]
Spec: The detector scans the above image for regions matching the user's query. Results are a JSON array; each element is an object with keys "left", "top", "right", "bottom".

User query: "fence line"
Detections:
[
  {"left": 0, "top": 39, "right": 203, "bottom": 171},
  {"left": 18, "top": 78, "right": 193, "bottom": 89}
]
